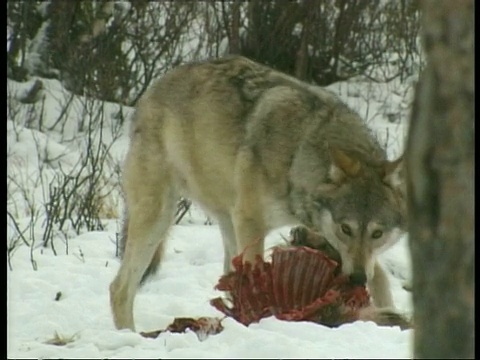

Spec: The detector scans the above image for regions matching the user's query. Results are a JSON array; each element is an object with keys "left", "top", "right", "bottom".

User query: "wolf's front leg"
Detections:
[{"left": 368, "top": 261, "right": 395, "bottom": 308}]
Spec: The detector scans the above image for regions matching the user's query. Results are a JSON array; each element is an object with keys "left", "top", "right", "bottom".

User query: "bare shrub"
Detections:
[
  {"left": 8, "top": 1, "right": 422, "bottom": 99},
  {"left": 8, "top": 1, "right": 199, "bottom": 106},
  {"left": 42, "top": 99, "right": 123, "bottom": 247},
  {"left": 7, "top": 86, "right": 124, "bottom": 264}
]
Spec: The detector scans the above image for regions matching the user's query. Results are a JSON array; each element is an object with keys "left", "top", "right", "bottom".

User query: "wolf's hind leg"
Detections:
[{"left": 109, "top": 146, "right": 177, "bottom": 331}]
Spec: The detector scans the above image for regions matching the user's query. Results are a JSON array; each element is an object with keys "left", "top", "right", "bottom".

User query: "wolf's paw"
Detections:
[
  {"left": 289, "top": 225, "right": 311, "bottom": 246},
  {"left": 289, "top": 226, "right": 341, "bottom": 264},
  {"left": 358, "top": 306, "right": 412, "bottom": 330}
]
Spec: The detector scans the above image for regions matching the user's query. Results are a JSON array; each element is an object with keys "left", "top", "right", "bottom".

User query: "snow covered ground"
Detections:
[{"left": 7, "top": 72, "right": 414, "bottom": 358}]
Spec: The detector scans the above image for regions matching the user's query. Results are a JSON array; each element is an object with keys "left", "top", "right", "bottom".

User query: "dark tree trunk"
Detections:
[
  {"left": 406, "top": 0, "right": 474, "bottom": 359},
  {"left": 294, "top": 0, "right": 314, "bottom": 81},
  {"left": 229, "top": 0, "right": 241, "bottom": 55}
]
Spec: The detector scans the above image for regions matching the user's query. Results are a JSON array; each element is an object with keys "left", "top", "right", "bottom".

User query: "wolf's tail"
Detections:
[{"left": 119, "top": 211, "right": 161, "bottom": 285}]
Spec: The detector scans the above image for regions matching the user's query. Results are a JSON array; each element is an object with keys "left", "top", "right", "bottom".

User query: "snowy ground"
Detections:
[{"left": 7, "top": 73, "right": 415, "bottom": 358}]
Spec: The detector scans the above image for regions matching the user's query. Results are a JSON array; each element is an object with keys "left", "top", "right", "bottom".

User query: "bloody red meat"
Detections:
[{"left": 210, "top": 246, "right": 371, "bottom": 327}]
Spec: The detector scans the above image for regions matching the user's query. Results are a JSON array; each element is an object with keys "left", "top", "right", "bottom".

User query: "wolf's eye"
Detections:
[
  {"left": 372, "top": 230, "right": 383, "bottom": 239},
  {"left": 341, "top": 224, "right": 352, "bottom": 236}
]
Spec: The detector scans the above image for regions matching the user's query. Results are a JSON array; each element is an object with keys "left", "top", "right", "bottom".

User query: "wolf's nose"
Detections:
[{"left": 349, "top": 271, "right": 367, "bottom": 286}]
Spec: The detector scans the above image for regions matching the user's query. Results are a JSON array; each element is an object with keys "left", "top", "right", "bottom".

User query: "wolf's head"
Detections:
[{"left": 309, "top": 147, "right": 406, "bottom": 285}]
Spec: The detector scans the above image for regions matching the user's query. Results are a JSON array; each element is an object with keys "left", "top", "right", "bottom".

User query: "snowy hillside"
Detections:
[{"left": 7, "top": 73, "right": 414, "bottom": 358}]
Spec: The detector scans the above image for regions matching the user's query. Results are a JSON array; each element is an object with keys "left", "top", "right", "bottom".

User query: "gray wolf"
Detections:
[{"left": 109, "top": 56, "right": 407, "bottom": 331}]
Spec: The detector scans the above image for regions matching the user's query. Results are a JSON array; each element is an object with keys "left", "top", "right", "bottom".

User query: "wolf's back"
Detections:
[{"left": 137, "top": 55, "right": 384, "bottom": 163}]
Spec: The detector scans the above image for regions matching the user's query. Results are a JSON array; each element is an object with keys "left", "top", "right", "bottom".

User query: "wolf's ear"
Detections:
[
  {"left": 383, "top": 156, "right": 404, "bottom": 189},
  {"left": 328, "top": 147, "right": 361, "bottom": 182}
]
